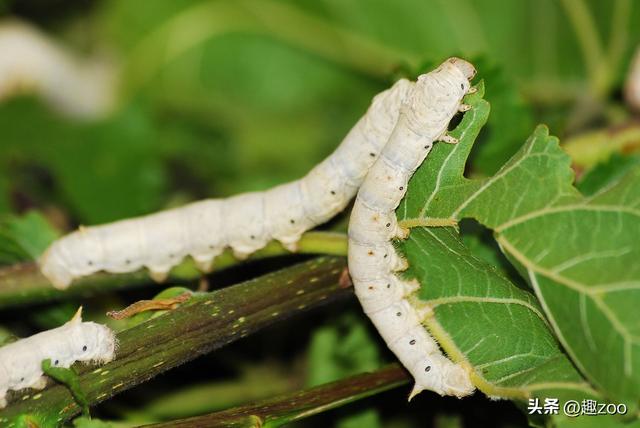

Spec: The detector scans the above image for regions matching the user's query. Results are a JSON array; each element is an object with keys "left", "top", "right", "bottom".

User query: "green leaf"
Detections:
[
  {"left": 576, "top": 153, "right": 640, "bottom": 196},
  {"left": 0, "top": 211, "right": 59, "bottom": 265},
  {"left": 47, "top": 105, "right": 167, "bottom": 223},
  {"left": 399, "top": 83, "right": 640, "bottom": 403},
  {"left": 401, "top": 227, "right": 589, "bottom": 402},
  {"left": 0, "top": 99, "right": 168, "bottom": 224},
  {"left": 396, "top": 83, "right": 593, "bottom": 403},
  {"left": 72, "top": 416, "right": 116, "bottom": 428},
  {"left": 42, "top": 358, "right": 90, "bottom": 417}
]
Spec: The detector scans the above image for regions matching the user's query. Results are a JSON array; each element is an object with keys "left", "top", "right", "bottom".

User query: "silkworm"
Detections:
[
  {"left": 39, "top": 78, "right": 414, "bottom": 289},
  {"left": 348, "top": 58, "right": 476, "bottom": 399},
  {"left": 0, "top": 307, "right": 116, "bottom": 408},
  {"left": 0, "top": 19, "right": 116, "bottom": 119}
]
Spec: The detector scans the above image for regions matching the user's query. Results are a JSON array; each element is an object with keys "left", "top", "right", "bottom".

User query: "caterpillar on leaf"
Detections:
[{"left": 348, "top": 57, "right": 477, "bottom": 398}]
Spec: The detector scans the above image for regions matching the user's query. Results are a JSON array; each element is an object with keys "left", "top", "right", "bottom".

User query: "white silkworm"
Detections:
[
  {"left": 348, "top": 58, "right": 477, "bottom": 399},
  {"left": 39, "top": 78, "right": 414, "bottom": 288},
  {"left": 0, "top": 19, "right": 117, "bottom": 119},
  {"left": 625, "top": 46, "right": 640, "bottom": 111},
  {"left": 0, "top": 307, "right": 116, "bottom": 408}
]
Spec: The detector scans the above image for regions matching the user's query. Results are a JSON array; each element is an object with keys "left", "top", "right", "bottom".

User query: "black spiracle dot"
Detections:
[
  {"left": 383, "top": 254, "right": 388, "bottom": 258},
  {"left": 330, "top": 190, "right": 336, "bottom": 195},
  {"left": 125, "top": 259, "right": 131, "bottom": 265},
  {"left": 20, "top": 377, "right": 24, "bottom": 382},
  {"left": 250, "top": 235, "right": 255, "bottom": 240},
  {"left": 425, "top": 365, "right": 432, "bottom": 372},
  {"left": 54, "top": 360, "right": 59, "bottom": 365},
  {"left": 460, "top": 83, "right": 464, "bottom": 90},
  {"left": 290, "top": 219, "right": 295, "bottom": 224},
  {"left": 399, "top": 186, "right": 404, "bottom": 191},
  {"left": 385, "top": 222, "right": 391, "bottom": 227},
  {"left": 82, "top": 345, "right": 87, "bottom": 352},
  {"left": 369, "top": 152, "right": 376, "bottom": 157},
  {"left": 386, "top": 283, "right": 391, "bottom": 289},
  {"left": 409, "top": 339, "right": 416, "bottom": 345},
  {"left": 87, "top": 260, "right": 93, "bottom": 266},
  {"left": 396, "top": 312, "right": 402, "bottom": 317},
  {"left": 209, "top": 244, "right": 215, "bottom": 249}
]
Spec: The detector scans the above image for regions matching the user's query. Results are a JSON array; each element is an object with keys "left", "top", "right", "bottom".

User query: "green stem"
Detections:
[
  {"left": 122, "top": 0, "right": 411, "bottom": 95},
  {"left": 607, "top": 0, "right": 631, "bottom": 75},
  {"left": 140, "top": 364, "right": 409, "bottom": 428},
  {"left": 0, "top": 256, "right": 351, "bottom": 424},
  {"left": 0, "top": 231, "right": 347, "bottom": 308},
  {"left": 559, "top": 0, "right": 609, "bottom": 97}
]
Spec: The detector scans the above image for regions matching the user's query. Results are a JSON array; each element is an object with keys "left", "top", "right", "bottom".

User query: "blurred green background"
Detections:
[
  {"left": 1, "top": 0, "right": 640, "bottom": 426},
  {"left": 1, "top": 0, "right": 639, "bottom": 227}
]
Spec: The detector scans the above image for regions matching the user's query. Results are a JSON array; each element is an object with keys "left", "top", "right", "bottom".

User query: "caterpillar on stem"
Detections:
[
  {"left": 39, "top": 78, "right": 414, "bottom": 288},
  {"left": 0, "top": 307, "right": 116, "bottom": 408}
]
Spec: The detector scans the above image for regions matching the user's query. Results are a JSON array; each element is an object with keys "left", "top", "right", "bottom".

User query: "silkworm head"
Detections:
[
  {"left": 39, "top": 244, "right": 74, "bottom": 289},
  {"left": 441, "top": 364, "right": 474, "bottom": 397},
  {"left": 446, "top": 57, "right": 476, "bottom": 81},
  {"left": 73, "top": 322, "right": 117, "bottom": 363}
]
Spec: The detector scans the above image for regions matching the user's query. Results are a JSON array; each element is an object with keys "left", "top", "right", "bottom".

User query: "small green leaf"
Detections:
[
  {"left": 72, "top": 416, "right": 116, "bottom": 428},
  {"left": 42, "top": 359, "right": 90, "bottom": 417}
]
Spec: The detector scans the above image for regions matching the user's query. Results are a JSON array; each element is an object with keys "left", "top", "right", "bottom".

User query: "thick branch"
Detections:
[
  {"left": 142, "top": 364, "right": 410, "bottom": 428},
  {"left": 0, "top": 256, "right": 350, "bottom": 423},
  {"left": 0, "top": 231, "right": 347, "bottom": 308}
]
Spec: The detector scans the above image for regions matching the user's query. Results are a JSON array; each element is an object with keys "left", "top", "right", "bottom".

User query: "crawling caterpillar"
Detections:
[
  {"left": 348, "top": 57, "right": 477, "bottom": 398},
  {"left": 39, "top": 78, "right": 414, "bottom": 288},
  {"left": 0, "top": 308, "right": 115, "bottom": 408},
  {"left": 0, "top": 19, "right": 116, "bottom": 119}
]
